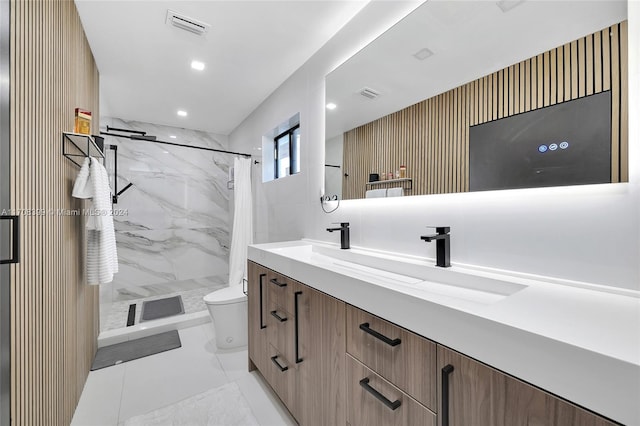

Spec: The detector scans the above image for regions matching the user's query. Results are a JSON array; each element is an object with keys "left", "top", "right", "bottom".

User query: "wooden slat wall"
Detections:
[
  {"left": 343, "top": 23, "right": 628, "bottom": 200},
  {"left": 10, "top": 1, "right": 99, "bottom": 425}
]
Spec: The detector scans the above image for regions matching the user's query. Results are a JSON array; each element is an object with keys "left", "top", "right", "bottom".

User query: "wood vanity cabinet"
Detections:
[
  {"left": 437, "top": 345, "right": 617, "bottom": 426},
  {"left": 247, "top": 261, "right": 346, "bottom": 426},
  {"left": 250, "top": 262, "right": 618, "bottom": 426},
  {"left": 247, "top": 262, "right": 269, "bottom": 374}
]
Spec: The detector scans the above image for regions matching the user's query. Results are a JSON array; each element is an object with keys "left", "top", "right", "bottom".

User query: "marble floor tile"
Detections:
[
  {"left": 73, "top": 323, "right": 294, "bottom": 426},
  {"left": 71, "top": 364, "right": 126, "bottom": 426},
  {"left": 235, "top": 373, "right": 297, "bottom": 426},
  {"left": 215, "top": 347, "right": 251, "bottom": 382},
  {"left": 118, "top": 325, "right": 228, "bottom": 421},
  {"left": 123, "top": 382, "right": 258, "bottom": 426}
]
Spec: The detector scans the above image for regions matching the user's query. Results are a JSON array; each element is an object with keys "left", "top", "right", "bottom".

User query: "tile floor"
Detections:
[
  {"left": 71, "top": 323, "right": 296, "bottom": 426},
  {"left": 101, "top": 285, "right": 225, "bottom": 332}
]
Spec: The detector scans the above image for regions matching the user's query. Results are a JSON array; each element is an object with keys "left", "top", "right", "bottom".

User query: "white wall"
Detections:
[{"left": 230, "top": 1, "right": 640, "bottom": 291}]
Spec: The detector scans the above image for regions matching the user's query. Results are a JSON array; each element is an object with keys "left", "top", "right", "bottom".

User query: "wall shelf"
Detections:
[
  {"left": 365, "top": 178, "right": 412, "bottom": 190},
  {"left": 62, "top": 132, "right": 104, "bottom": 167}
]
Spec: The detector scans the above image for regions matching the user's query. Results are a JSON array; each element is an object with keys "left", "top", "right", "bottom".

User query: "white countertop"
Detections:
[{"left": 248, "top": 239, "right": 640, "bottom": 426}]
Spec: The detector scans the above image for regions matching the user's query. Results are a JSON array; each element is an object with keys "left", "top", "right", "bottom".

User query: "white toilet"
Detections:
[{"left": 203, "top": 285, "right": 248, "bottom": 349}]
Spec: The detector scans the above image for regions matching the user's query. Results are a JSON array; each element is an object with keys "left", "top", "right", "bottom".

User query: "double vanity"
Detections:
[{"left": 247, "top": 239, "right": 639, "bottom": 425}]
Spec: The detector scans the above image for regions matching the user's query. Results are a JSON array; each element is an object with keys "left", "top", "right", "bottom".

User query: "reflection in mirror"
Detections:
[
  {"left": 325, "top": 1, "right": 627, "bottom": 200},
  {"left": 325, "top": 134, "right": 343, "bottom": 199}
]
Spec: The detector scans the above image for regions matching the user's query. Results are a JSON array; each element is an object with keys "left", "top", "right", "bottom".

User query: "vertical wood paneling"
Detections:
[
  {"left": 10, "top": 0, "right": 100, "bottom": 425},
  {"left": 564, "top": 43, "right": 572, "bottom": 101},
  {"left": 610, "top": 23, "right": 620, "bottom": 182},
  {"left": 619, "top": 21, "right": 628, "bottom": 182},
  {"left": 586, "top": 34, "right": 594, "bottom": 96},
  {"left": 543, "top": 51, "right": 551, "bottom": 107},
  {"left": 578, "top": 38, "right": 586, "bottom": 98},
  {"left": 342, "top": 23, "right": 627, "bottom": 199},
  {"left": 602, "top": 28, "right": 611, "bottom": 91},
  {"left": 594, "top": 31, "right": 603, "bottom": 92}
]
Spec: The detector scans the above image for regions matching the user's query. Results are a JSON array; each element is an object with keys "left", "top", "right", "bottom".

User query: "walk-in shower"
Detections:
[{"left": 99, "top": 118, "right": 249, "bottom": 333}]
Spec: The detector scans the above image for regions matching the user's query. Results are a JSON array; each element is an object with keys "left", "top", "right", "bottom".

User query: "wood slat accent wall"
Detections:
[
  {"left": 9, "top": 1, "right": 99, "bottom": 424},
  {"left": 343, "top": 22, "right": 628, "bottom": 200}
]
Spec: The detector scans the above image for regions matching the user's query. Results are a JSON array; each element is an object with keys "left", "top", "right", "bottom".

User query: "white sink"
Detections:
[{"left": 267, "top": 242, "right": 527, "bottom": 306}]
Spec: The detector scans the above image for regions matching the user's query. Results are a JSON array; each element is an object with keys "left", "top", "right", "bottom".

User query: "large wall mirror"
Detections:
[{"left": 325, "top": 1, "right": 628, "bottom": 200}]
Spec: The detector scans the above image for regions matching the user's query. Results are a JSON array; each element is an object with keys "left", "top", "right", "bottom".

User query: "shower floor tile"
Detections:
[{"left": 101, "top": 284, "right": 225, "bottom": 332}]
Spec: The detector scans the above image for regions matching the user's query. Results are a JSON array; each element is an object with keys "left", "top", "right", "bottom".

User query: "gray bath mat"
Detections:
[
  {"left": 91, "top": 330, "right": 181, "bottom": 370},
  {"left": 140, "top": 295, "right": 185, "bottom": 322}
]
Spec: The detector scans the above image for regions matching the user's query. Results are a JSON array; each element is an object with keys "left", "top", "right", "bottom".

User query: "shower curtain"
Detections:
[{"left": 228, "top": 157, "right": 253, "bottom": 287}]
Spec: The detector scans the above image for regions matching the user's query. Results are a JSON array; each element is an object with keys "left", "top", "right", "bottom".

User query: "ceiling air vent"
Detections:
[
  {"left": 166, "top": 10, "right": 210, "bottom": 35},
  {"left": 359, "top": 87, "right": 380, "bottom": 100}
]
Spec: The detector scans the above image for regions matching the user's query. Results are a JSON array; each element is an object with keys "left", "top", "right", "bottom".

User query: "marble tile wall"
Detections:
[{"left": 100, "top": 117, "right": 231, "bottom": 309}]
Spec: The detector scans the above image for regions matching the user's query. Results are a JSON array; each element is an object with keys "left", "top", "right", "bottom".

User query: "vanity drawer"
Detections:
[
  {"left": 265, "top": 343, "right": 299, "bottom": 420},
  {"left": 267, "top": 301, "right": 296, "bottom": 363},
  {"left": 266, "top": 270, "right": 295, "bottom": 314},
  {"left": 346, "top": 304, "right": 437, "bottom": 411},
  {"left": 346, "top": 354, "right": 436, "bottom": 426}
]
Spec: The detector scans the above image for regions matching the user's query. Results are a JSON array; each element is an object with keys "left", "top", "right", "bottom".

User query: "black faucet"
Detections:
[
  {"left": 420, "top": 226, "right": 451, "bottom": 267},
  {"left": 326, "top": 222, "right": 350, "bottom": 249}
]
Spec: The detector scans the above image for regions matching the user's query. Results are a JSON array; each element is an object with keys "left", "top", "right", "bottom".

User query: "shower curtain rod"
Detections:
[{"left": 100, "top": 131, "right": 253, "bottom": 158}]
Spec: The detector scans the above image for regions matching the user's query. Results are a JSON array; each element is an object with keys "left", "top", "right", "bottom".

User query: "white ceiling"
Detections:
[
  {"left": 326, "top": 0, "right": 628, "bottom": 139},
  {"left": 74, "top": 0, "right": 369, "bottom": 135}
]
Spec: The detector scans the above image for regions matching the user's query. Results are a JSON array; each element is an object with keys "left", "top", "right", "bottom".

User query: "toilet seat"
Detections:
[{"left": 203, "top": 285, "right": 246, "bottom": 305}]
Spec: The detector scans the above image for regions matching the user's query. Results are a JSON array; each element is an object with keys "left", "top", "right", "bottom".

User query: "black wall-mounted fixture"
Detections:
[
  {"left": 108, "top": 145, "right": 134, "bottom": 204},
  {"left": 101, "top": 126, "right": 252, "bottom": 158}
]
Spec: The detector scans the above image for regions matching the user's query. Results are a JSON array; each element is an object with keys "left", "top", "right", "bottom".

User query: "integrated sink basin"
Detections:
[{"left": 266, "top": 241, "right": 527, "bottom": 306}]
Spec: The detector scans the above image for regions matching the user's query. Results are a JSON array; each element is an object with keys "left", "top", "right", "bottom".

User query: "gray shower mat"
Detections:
[
  {"left": 91, "top": 330, "right": 181, "bottom": 370},
  {"left": 140, "top": 295, "right": 185, "bottom": 322}
]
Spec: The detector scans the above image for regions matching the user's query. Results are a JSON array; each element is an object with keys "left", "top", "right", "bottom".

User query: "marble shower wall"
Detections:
[{"left": 101, "top": 117, "right": 231, "bottom": 304}]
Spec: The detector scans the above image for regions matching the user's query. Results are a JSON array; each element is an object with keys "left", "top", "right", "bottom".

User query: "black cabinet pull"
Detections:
[
  {"left": 441, "top": 364, "right": 454, "bottom": 426},
  {"left": 0, "top": 215, "right": 20, "bottom": 265},
  {"left": 270, "top": 310, "right": 287, "bottom": 322},
  {"left": 259, "top": 274, "right": 266, "bottom": 329},
  {"left": 294, "top": 291, "right": 303, "bottom": 364},
  {"left": 269, "top": 277, "right": 287, "bottom": 287},
  {"left": 270, "top": 355, "right": 288, "bottom": 372},
  {"left": 359, "top": 378, "right": 401, "bottom": 411},
  {"left": 359, "top": 322, "right": 401, "bottom": 347}
]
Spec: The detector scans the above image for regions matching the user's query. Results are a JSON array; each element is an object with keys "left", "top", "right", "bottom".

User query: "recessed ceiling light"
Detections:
[
  {"left": 177, "top": 110, "right": 187, "bottom": 117},
  {"left": 191, "top": 60, "right": 205, "bottom": 71},
  {"left": 169, "top": 135, "right": 177, "bottom": 139},
  {"left": 413, "top": 48, "right": 434, "bottom": 61},
  {"left": 163, "top": 151, "right": 170, "bottom": 154},
  {"left": 496, "top": 0, "right": 525, "bottom": 13},
  {"left": 326, "top": 103, "right": 337, "bottom": 110}
]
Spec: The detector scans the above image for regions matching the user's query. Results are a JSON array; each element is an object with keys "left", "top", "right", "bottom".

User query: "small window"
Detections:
[
  {"left": 261, "top": 113, "right": 300, "bottom": 183},
  {"left": 274, "top": 124, "right": 300, "bottom": 179}
]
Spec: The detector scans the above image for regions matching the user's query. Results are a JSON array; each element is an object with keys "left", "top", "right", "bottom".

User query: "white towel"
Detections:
[
  {"left": 365, "top": 189, "right": 387, "bottom": 198},
  {"left": 387, "top": 187, "right": 404, "bottom": 197},
  {"left": 72, "top": 157, "right": 119, "bottom": 285}
]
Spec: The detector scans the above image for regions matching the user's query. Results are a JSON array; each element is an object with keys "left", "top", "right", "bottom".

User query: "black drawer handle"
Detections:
[
  {"left": 270, "top": 310, "right": 287, "bottom": 322},
  {"left": 270, "top": 355, "right": 288, "bottom": 372},
  {"left": 0, "top": 215, "right": 20, "bottom": 265},
  {"left": 294, "top": 291, "right": 303, "bottom": 364},
  {"left": 442, "top": 364, "right": 454, "bottom": 426},
  {"left": 359, "top": 322, "right": 401, "bottom": 347},
  {"left": 269, "top": 277, "right": 287, "bottom": 287},
  {"left": 259, "top": 274, "right": 266, "bottom": 330},
  {"left": 359, "top": 378, "right": 401, "bottom": 411}
]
